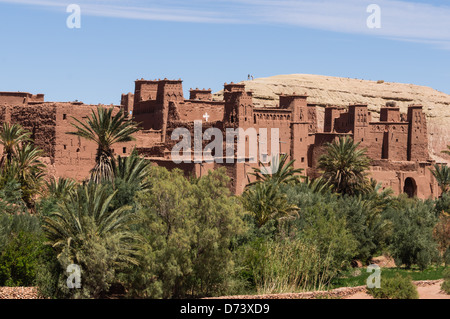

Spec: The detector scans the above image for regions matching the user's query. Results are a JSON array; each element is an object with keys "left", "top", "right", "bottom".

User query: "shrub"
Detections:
[
  {"left": 298, "top": 203, "right": 358, "bottom": 272},
  {"left": 126, "top": 167, "right": 246, "bottom": 298},
  {"left": 387, "top": 200, "right": 440, "bottom": 270},
  {"left": 444, "top": 248, "right": 450, "bottom": 266},
  {"left": 335, "top": 195, "right": 390, "bottom": 263},
  {"left": 433, "top": 213, "right": 450, "bottom": 257},
  {"left": 367, "top": 273, "right": 418, "bottom": 299},
  {"left": 235, "top": 238, "right": 341, "bottom": 294},
  {"left": 441, "top": 267, "right": 450, "bottom": 295},
  {"left": 0, "top": 231, "right": 46, "bottom": 286},
  {"left": 435, "top": 192, "right": 450, "bottom": 215}
]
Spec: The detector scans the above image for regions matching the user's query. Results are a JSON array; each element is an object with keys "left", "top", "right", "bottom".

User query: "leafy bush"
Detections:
[
  {"left": 387, "top": 199, "right": 440, "bottom": 270},
  {"left": 297, "top": 203, "right": 358, "bottom": 272},
  {"left": 367, "top": 273, "right": 418, "bottom": 299},
  {"left": 0, "top": 231, "right": 46, "bottom": 286},
  {"left": 435, "top": 192, "right": 450, "bottom": 215},
  {"left": 335, "top": 194, "right": 390, "bottom": 263},
  {"left": 441, "top": 267, "right": 450, "bottom": 295},
  {"left": 444, "top": 248, "right": 450, "bottom": 266},
  {"left": 126, "top": 167, "right": 245, "bottom": 298},
  {"left": 0, "top": 179, "right": 27, "bottom": 214},
  {"left": 0, "top": 212, "right": 44, "bottom": 286},
  {"left": 433, "top": 213, "right": 450, "bottom": 261}
]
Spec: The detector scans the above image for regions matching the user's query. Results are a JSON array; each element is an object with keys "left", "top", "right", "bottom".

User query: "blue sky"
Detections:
[{"left": 0, "top": 0, "right": 449, "bottom": 105}]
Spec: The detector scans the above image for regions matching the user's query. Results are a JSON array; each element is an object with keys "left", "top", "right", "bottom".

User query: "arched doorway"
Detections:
[{"left": 404, "top": 177, "right": 417, "bottom": 198}]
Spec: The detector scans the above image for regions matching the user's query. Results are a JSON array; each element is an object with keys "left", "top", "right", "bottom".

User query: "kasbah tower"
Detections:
[{"left": 0, "top": 76, "right": 442, "bottom": 199}]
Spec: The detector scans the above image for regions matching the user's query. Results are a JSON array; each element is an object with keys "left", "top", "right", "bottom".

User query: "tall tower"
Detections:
[
  {"left": 348, "top": 104, "right": 370, "bottom": 143},
  {"left": 407, "top": 105, "right": 428, "bottom": 161},
  {"left": 223, "top": 83, "right": 253, "bottom": 129},
  {"left": 132, "top": 78, "right": 184, "bottom": 142}
]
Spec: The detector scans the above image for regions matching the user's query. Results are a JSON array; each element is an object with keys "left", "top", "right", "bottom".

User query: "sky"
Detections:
[{"left": 0, "top": 0, "right": 449, "bottom": 105}]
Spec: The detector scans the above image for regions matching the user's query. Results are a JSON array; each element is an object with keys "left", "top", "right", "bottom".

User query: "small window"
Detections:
[
  {"left": 63, "top": 145, "right": 67, "bottom": 150},
  {"left": 123, "top": 147, "right": 127, "bottom": 154},
  {"left": 301, "top": 157, "right": 305, "bottom": 163},
  {"left": 300, "top": 138, "right": 303, "bottom": 142},
  {"left": 63, "top": 114, "right": 67, "bottom": 120},
  {"left": 396, "top": 139, "right": 399, "bottom": 142}
]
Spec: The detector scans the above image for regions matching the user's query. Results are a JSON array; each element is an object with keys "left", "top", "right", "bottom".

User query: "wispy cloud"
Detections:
[{"left": 1, "top": 0, "right": 450, "bottom": 49}]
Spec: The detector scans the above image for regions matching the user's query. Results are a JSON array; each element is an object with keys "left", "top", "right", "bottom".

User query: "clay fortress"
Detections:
[{"left": 0, "top": 76, "right": 443, "bottom": 198}]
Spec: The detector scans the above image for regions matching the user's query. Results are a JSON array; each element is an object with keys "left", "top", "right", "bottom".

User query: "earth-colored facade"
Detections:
[{"left": 0, "top": 76, "right": 443, "bottom": 198}]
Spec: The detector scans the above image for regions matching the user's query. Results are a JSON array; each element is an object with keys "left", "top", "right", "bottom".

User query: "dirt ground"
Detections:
[
  {"left": 345, "top": 280, "right": 450, "bottom": 299},
  {"left": 0, "top": 280, "right": 448, "bottom": 299}
]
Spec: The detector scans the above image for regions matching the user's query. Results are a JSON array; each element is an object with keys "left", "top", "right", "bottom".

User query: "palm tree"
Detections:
[
  {"left": 113, "top": 148, "right": 151, "bottom": 189},
  {"left": 303, "top": 176, "right": 333, "bottom": 194},
  {"left": 42, "top": 182, "right": 141, "bottom": 297},
  {"left": 0, "top": 124, "right": 45, "bottom": 209},
  {"left": 13, "top": 143, "right": 46, "bottom": 208},
  {"left": 45, "top": 177, "right": 77, "bottom": 199},
  {"left": 431, "top": 163, "right": 450, "bottom": 194},
  {"left": 241, "top": 182, "right": 298, "bottom": 228},
  {"left": 247, "top": 154, "right": 304, "bottom": 188},
  {"left": 42, "top": 182, "right": 140, "bottom": 264},
  {"left": 318, "top": 136, "right": 371, "bottom": 195},
  {"left": 67, "top": 106, "right": 140, "bottom": 183},
  {"left": 0, "top": 122, "right": 31, "bottom": 169}
]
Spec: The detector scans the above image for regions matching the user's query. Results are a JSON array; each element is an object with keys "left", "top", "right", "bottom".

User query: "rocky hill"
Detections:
[{"left": 213, "top": 74, "right": 450, "bottom": 164}]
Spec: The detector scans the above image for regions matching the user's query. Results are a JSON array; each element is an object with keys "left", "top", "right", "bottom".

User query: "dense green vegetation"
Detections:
[
  {"left": 367, "top": 273, "right": 419, "bottom": 299},
  {"left": 0, "top": 108, "right": 449, "bottom": 298}
]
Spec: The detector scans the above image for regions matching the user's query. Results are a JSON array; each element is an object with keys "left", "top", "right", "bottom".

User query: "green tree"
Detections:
[
  {"left": 128, "top": 167, "right": 245, "bottom": 298},
  {"left": 248, "top": 154, "right": 304, "bottom": 187},
  {"left": 297, "top": 202, "right": 358, "bottom": 273},
  {"left": 0, "top": 124, "right": 45, "bottom": 209},
  {"left": 67, "top": 106, "right": 140, "bottom": 184},
  {"left": 0, "top": 122, "right": 31, "bottom": 169},
  {"left": 387, "top": 199, "right": 440, "bottom": 270},
  {"left": 431, "top": 163, "right": 450, "bottom": 194},
  {"left": 318, "top": 136, "right": 371, "bottom": 195},
  {"left": 0, "top": 179, "right": 27, "bottom": 214},
  {"left": 0, "top": 211, "right": 44, "bottom": 287},
  {"left": 45, "top": 177, "right": 77, "bottom": 199},
  {"left": 113, "top": 148, "right": 150, "bottom": 189},
  {"left": 42, "top": 183, "right": 140, "bottom": 298},
  {"left": 13, "top": 143, "right": 46, "bottom": 207},
  {"left": 241, "top": 182, "right": 298, "bottom": 228}
]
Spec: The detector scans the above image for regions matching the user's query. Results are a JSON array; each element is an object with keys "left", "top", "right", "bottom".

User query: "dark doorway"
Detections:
[{"left": 403, "top": 177, "right": 417, "bottom": 198}]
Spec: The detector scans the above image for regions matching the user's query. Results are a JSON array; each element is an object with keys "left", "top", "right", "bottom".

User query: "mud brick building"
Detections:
[{"left": 0, "top": 77, "right": 441, "bottom": 198}]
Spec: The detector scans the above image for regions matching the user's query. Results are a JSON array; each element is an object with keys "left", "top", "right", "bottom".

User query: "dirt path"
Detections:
[
  {"left": 345, "top": 280, "right": 449, "bottom": 299},
  {"left": 1, "top": 280, "right": 448, "bottom": 299},
  {"left": 210, "top": 280, "right": 449, "bottom": 300}
]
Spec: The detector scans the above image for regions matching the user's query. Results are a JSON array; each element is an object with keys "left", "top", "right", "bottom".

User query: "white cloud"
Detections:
[{"left": 1, "top": 0, "right": 450, "bottom": 49}]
